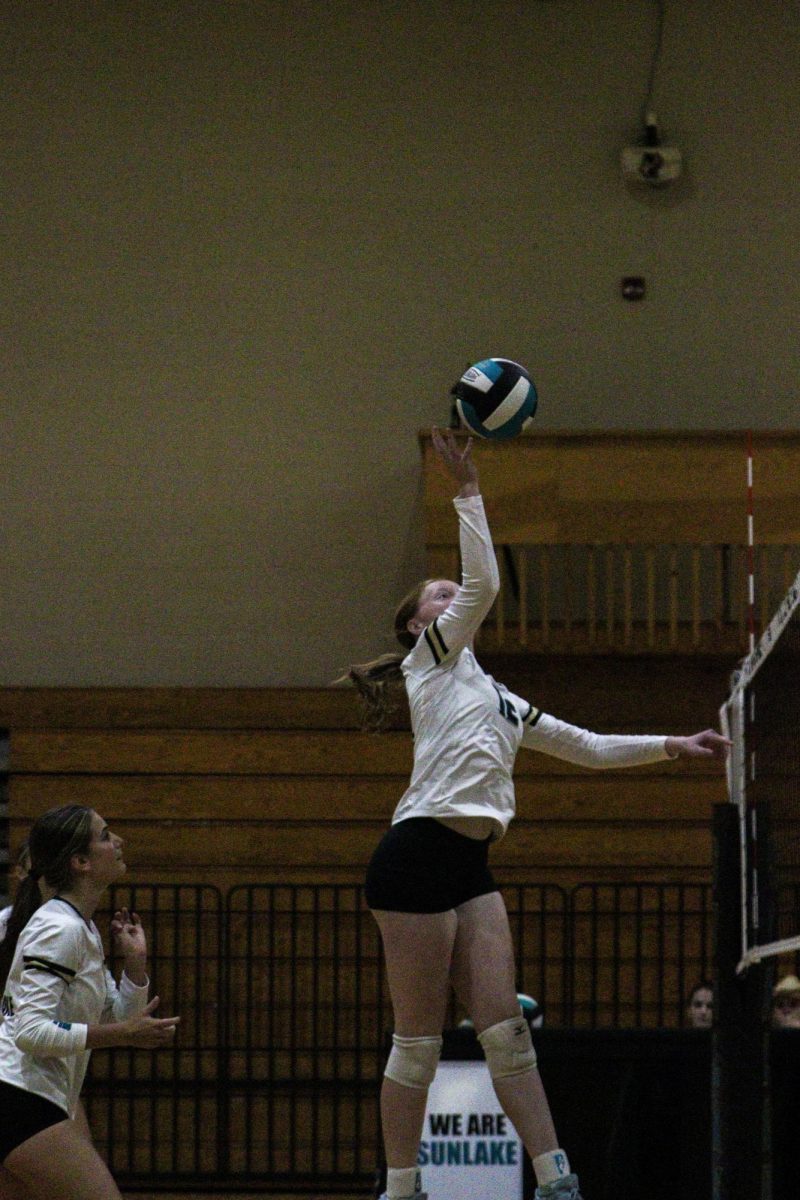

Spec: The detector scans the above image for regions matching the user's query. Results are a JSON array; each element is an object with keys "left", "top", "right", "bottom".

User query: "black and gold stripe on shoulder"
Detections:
[
  {"left": 522, "top": 704, "right": 542, "bottom": 728},
  {"left": 23, "top": 955, "right": 77, "bottom": 983},
  {"left": 423, "top": 618, "right": 449, "bottom": 665}
]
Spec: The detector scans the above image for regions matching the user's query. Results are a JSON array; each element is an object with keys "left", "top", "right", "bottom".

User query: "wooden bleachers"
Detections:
[{"left": 1, "top": 666, "right": 732, "bottom": 894}]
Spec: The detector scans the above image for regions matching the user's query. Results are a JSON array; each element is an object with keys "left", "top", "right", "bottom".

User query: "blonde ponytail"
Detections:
[
  {"left": 338, "top": 579, "right": 431, "bottom": 730},
  {"left": 336, "top": 654, "right": 406, "bottom": 731}
]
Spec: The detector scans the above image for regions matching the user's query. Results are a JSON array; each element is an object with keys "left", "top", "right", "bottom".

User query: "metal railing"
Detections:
[
  {"left": 223, "top": 884, "right": 388, "bottom": 1185},
  {"left": 84, "top": 884, "right": 224, "bottom": 1181},
  {"left": 569, "top": 883, "right": 714, "bottom": 1028},
  {"left": 81, "top": 879, "right": 728, "bottom": 1190}
]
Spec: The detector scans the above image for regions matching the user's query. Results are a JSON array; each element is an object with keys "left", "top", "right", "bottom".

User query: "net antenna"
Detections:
[
  {"left": 746, "top": 429, "right": 756, "bottom": 656},
  {"left": 719, "top": 431, "right": 800, "bottom": 972}
]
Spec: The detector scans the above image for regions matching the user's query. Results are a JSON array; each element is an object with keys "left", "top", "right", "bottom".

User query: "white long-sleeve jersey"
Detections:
[
  {"left": 392, "top": 493, "right": 672, "bottom": 841},
  {"left": 0, "top": 897, "right": 149, "bottom": 1117}
]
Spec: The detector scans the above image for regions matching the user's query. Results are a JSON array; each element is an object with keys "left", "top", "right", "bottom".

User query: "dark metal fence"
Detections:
[
  {"left": 84, "top": 884, "right": 225, "bottom": 1184},
  {"left": 85, "top": 880, "right": 714, "bottom": 1192},
  {"left": 223, "top": 885, "right": 387, "bottom": 1188},
  {"left": 569, "top": 883, "right": 714, "bottom": 1028}
]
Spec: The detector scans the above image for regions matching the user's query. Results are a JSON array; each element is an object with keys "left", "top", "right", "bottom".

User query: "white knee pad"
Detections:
[
  {"left": 384, "top": 1033, "right": 442, "bottom": 1089},
  {"left": 478, "top": 1015, "right": 537, "bottom": 1079}
]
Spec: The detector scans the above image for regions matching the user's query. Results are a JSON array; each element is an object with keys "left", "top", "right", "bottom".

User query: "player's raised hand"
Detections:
[{"left": 432, "top": 427, "right": 478, "bottom": 495}]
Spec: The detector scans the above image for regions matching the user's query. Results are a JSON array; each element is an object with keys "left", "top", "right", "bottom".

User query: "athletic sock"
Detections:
[
  {"left": 532, "top": 1148, "right": 571, "bottom": 1186},
  {"left": 386, "top": 1165, "right": 422, "bottom": 1198}
]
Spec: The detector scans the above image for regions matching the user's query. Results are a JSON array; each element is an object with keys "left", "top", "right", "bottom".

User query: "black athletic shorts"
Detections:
[
  {"left": 0, "top": 1080, "right": 68, "bottom": 1162},
  {"left": 364, "top": 817, "right": 498, "bottom": 913}
]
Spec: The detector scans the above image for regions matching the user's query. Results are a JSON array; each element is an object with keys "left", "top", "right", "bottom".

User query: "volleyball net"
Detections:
[
  {"left": 713, "top": 566, "right": 800, "bottom": 1199},
  {"left": 720, "top": 566, "right": 800, "bottom": 972}
]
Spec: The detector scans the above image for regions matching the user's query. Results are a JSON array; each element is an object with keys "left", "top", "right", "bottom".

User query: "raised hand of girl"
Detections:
[
  {"left": 431, "top": 427, "right": 479, "bottom": 497},
  {"left": 111, "top": 908, "right": 147, "bottom": 984}
]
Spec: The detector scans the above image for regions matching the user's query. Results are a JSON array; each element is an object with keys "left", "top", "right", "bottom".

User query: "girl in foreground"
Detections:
[
  {"left": 346, "top": 429, "right": 729, "bottom": 1200},
  {"left": 0, "top": 805, "right": 179, "bottom": 1199}
]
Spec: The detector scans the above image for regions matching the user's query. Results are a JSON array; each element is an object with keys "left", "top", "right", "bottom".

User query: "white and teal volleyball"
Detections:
[{"left": 451, "top": 357, "right": 537, "bottom": 440}]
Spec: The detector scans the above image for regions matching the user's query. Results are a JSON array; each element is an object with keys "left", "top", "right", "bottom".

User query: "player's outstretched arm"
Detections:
[
  {"left": 406, "top": 428, "right": 497, "bottom": 661},
  {"left": 519, "top": 710, "right": 730, "bottom": 771}
]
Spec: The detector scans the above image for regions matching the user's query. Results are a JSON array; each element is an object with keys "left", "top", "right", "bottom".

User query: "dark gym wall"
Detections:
[{"left": 3, "top": 1, "right": 798, "bottom": 685}]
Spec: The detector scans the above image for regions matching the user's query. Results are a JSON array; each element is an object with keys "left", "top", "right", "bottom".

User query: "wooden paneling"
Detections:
[
  {"left": 8, "top": 727, "right": 728, "bottom": 779},
  {"left": 8, "top": 770, "right": 725, "bottom": 823},
  {"left": 8, "top": 729, "right": 413, "bottom": 776},
  {"left": 0, "top": 654, "right": 732, "bottom": 733},
  {"left": 3, "top": 676, "right": 731, "bottom": 891},
  {"left": 421, "top": 431, "right": 800, "bottom": 545},
  {"left": 7, "top": 816, "right": 713, "bottom": 872},
  {"left": 0, "top": 686, "right": 404, "bottom": 731}
]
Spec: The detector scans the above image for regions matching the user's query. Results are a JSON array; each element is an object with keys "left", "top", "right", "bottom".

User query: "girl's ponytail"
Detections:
[
  {"left": 339, "top": 653, "right": 406, "bottom": 731},
  {"left": 338, "top": 579, "right": 431, "bottom": 730},
  {"left": 0, "top": 805, "right": 93, "bottom": 988},
  {"left": 0, "top": 875, "right": 42, "bottom": 989}
]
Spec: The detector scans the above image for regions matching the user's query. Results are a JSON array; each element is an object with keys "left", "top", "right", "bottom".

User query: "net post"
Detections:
[{"left": 712, "top": 802, "right": 772, "bottom": 1200}]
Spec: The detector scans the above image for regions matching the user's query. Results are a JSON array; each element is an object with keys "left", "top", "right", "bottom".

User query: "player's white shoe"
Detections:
[{"left": 535, "top": 1173, "right": 583, "bottom": 1199}]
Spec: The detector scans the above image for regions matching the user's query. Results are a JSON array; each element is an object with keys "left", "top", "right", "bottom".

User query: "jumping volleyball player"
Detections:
[
  {"left": 0, "top": 805, "right": 180, "bottom": 1200},
  {"left": 344, "top": 429, "right": 730, "bottom": 1200}
]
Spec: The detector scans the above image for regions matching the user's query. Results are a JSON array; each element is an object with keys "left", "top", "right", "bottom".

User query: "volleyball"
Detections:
[
  {"left": 451, "top": 357, "right": 537, "bottom": 440},
  {"left": 518, "top": 992, "right": 543, "bottom": 1028}
]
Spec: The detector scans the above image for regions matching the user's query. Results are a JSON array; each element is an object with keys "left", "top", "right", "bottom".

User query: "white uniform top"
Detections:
[
  {"left": 0, "top": 897, "right": 149, "bottom": 1117},
  {"left": 0, "top": 906, "right": 11, "bottom": 944},
  {"left": 392, "top": 493, "right": 672, "bottom": 841}
]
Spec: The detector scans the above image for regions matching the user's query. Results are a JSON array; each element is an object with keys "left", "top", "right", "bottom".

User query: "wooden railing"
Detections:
[
  {"left": 421, "top": 430, "right": 800, "bottom": 655},
  {"left": 469, "top": 541, "right": 800, "bottom": 654}
]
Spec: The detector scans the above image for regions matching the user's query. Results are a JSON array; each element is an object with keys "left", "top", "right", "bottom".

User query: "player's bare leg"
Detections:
[
  {"left": 372, "top": 908, "right": 458, "bottom": 1199},
  {"left": 450, "top": 892, "right": 583, "bottom": 1199}
]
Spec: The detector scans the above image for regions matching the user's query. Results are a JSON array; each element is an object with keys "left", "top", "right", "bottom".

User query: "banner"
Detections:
[{"left": 419, "top": 1060, "right": 523, "bottom": 1199}]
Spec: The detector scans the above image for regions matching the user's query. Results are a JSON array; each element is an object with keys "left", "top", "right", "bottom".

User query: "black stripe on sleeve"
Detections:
[
  {"left": 423, "top": 627, "right": 442, "bottom": 665},
  {"left": 430, "top": 619, "right": 449, "bottom": 658},
  {"left": 23, "top": 956, "right": 76, "bottom": 982},
  {"left": 526, "top": 707, "right": 543, "bottom": 728},
  {"left": 423, "top": 619, "right": 450, "bottom": 666}
]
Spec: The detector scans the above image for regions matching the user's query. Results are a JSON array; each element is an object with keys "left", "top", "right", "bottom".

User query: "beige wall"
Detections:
[{"left": 2, "top": 1, "right": 799, "bottom": 686}]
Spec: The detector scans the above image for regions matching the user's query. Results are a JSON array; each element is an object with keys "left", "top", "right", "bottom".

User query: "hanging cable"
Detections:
[{"left": 640, "top": 0, "right": 666, "bottom": 128}]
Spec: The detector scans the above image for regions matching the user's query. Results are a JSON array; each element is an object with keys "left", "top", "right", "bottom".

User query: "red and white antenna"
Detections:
[{"left": 746, "top": 430, "right": 756, "bottom": 655}]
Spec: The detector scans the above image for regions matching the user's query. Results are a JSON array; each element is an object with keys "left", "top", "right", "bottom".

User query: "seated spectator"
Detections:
[
  {"left": 686, "top": 980, "right": 713, "bottom": 1029},
  {"left": 772, "top": 974, "right": 800, "bottom": 1028}
]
